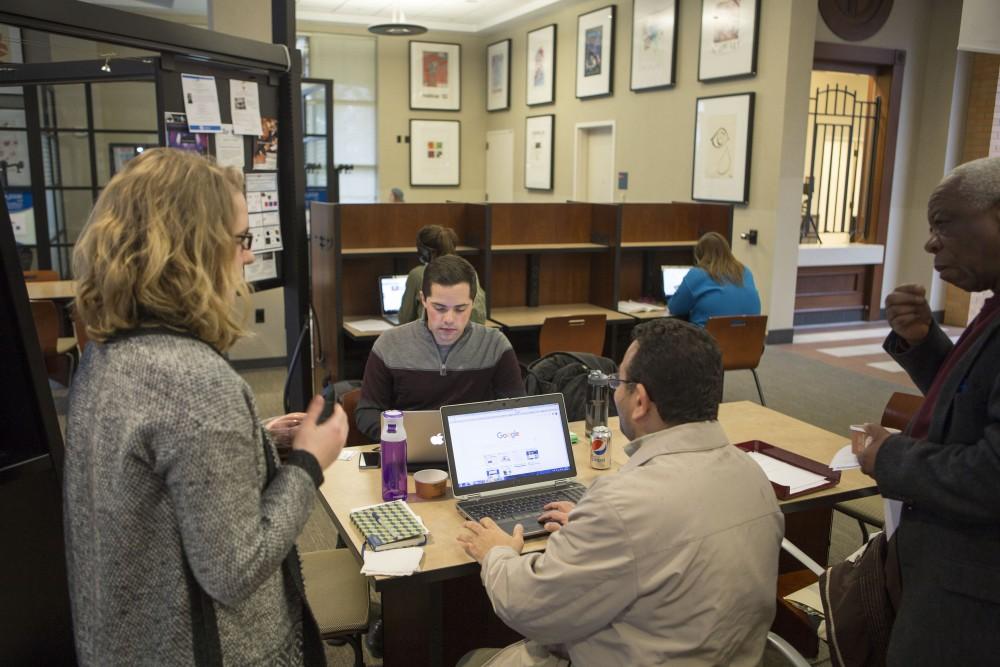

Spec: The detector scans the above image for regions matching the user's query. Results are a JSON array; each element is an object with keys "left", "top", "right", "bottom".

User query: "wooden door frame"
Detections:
[{"left": 813, "top": 42, "right": 904, "bottom": 321}]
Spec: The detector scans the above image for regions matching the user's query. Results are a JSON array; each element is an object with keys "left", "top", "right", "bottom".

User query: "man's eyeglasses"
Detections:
[
  {"left": 607, "top": 373, "right": 639, "bottom": 390},
  {"left": 235, "top": 231, "right": 254, "bottom": 251}
]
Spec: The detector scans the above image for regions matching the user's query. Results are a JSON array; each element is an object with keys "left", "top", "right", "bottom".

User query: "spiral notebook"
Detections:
[{"left": 349, "top": 500, "right": 429, "bottom": 552}]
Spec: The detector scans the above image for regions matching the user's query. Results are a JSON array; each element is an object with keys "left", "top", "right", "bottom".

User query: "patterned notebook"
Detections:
[{"left": 349, "top": 500, "right": 429, "bottom": 551}]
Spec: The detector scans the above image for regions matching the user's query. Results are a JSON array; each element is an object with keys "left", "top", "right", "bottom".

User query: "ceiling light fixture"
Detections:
[
  {"left": 100, "top": 53, "right": 113, "bottom": 73},
  {"left": 368, "top": 4, "right": 427, "bottom": 36}
]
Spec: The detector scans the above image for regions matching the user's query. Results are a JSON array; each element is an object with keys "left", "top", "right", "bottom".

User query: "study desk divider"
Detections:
[{"left": 310, "top": 200, "right": 733, "bottom": 386}]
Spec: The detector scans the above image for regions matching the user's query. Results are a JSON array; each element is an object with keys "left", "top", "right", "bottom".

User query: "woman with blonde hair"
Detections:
[
  {"left": 64, "top": 148, "right": 347, "bottom": 666},
  {"left": 397, "top": 223, "right": 487, "bottom": 324},
  {"left": 667, "top": 231, "right": 761, "bottom": 326}
]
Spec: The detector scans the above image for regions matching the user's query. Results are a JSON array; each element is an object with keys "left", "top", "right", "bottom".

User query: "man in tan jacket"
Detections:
[{"left": 458, "top": 319, "right": 784, "bottom": 666}]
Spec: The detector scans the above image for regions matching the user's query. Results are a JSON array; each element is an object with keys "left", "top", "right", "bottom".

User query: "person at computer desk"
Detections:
[
  {"left": 62, "top": 148, "right": 348, "bottom": 666},
  {"left": 667, "top": 231, "right": 761, "bottom": 326},
  {"left": 356, "top": 254, "right": 523, "bottom": 442},
  {"left": 456, "top": 319, "right": 783, "bottom": 667},
  {"left": 397, "top": 224, "right": 487, "bottom": 325}
]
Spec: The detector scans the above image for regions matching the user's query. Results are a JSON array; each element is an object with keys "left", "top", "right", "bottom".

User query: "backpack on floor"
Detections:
[{"left": 523, "top": 351, "right": 618, "bottom": 422}]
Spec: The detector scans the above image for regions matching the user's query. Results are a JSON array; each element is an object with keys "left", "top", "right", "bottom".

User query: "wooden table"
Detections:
[
  {"left": 487, "top": 303, "right": 633, "bottom": 330},
  {"left": 26, "top": 280, "right": 76, "bottom": 301},
  {"left": 317, "top": 401, "right": 875, "bottom": 665},
  {"left": 344, "top": 315, "right": 501, "bottom": 340}
]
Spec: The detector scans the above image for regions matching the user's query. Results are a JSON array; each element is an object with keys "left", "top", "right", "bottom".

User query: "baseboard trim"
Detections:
[
  {"left": 230, "top": 356, "right": 287, "bottom": 371},
  {"left": 767, "top": 328, "right": 794, "bottom": 345}
]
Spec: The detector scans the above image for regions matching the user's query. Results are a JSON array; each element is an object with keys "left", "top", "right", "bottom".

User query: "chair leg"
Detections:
[
  {"left": 856, "top": 518, "right": 870, "bottom": 543},
  {"left": 345, "top": 634, "right": 364, "bottom": 667},
  {"left": 751, "top": 369, "right": 766, "bottom": 406}
]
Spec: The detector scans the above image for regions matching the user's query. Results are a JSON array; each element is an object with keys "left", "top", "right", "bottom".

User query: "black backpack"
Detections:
[{"left": 523, "top": 351, "right": 618, "bottom": 422}]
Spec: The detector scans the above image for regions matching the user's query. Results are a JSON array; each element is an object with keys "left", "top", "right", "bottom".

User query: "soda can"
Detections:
[{"left": 590, "top": 426, "right": 612, "bottom": 470}]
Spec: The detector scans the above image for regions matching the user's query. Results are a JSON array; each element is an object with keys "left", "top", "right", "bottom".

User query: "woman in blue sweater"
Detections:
[{"left": 668, "top": 232, "right": 761, "bottom": 327}]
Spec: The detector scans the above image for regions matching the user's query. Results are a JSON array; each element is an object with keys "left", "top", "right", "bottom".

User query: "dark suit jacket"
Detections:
[{"left": 879, "top": 318, "right": 1000, "bottom": 666}]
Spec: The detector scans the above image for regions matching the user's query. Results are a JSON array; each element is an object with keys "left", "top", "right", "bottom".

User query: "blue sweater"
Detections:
[{"left": 667, "top": 266, "right": 761, "bottom": 327}]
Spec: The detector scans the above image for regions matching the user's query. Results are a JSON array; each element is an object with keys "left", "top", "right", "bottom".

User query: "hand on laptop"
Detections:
[
  {"left": 457, "top": 517, "right": 525, "bottom": 563},
  {"left": 538, "top": 501, "right": 576, "bottom": 533}
]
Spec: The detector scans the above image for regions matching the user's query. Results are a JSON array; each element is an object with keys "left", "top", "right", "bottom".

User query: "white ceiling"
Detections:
[{"left": 82, "top": 0, "right": 572, "bottom": 33}]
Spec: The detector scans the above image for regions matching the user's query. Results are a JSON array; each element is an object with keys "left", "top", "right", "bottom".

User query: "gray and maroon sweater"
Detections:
[{"left": 356, "top": 321, "right": 525, "bottom": 441}]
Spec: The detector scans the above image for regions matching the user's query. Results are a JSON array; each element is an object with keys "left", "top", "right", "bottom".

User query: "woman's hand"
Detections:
[{"left": 292, "top": 395, "right": 348, "bottom": 470}]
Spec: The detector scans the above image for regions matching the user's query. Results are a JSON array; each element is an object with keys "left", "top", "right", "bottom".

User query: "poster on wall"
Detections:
[
  {"left": 253, "top": 117, "right": 278, "bottom": 170},
  {"left": 691, "top": 92, "right": 755, "bottom": 204},
  {"left": 410, "top": 41, "right": 461, "bottom": 111},
  {"left": 525, "top": 114, "right": 554, "bottom": 191},
  {"left": 0, "top": 109, "right": 30, "bottom": 188},
  {"left": 630, "top": 0, "right": 678, "bottom": 91},
  {"left": 245, "top": 171, "right": 282, "bottom": 254},
  {"left": 214, "top": 124, "right": 246, "bottom": 169},
  {"left": 576, "top": 5, "right": 616, "bottom": 99},
  {"left": 409, "top": 119, "right": 460, "bottom": 187},
  {"left": 697, "top": 0, "right": 760, "bottom": 81},
  {"left": 526, "top": 24, "right": 557, "bottom": 106},
  {"left": 229, "top": 79, "right": 263, "bottom": 136},
  {"left": 0, "top": 24, "right": 24, "bottom": 96},
  {"left": 486, "top": 39, "right": 511, "bottom": 112},
  {"left": 6, "top": 190, "right": 36, "bottom": 245},
  {"left": 164, "top": 112, "right": 209, "bottom": 155},
  {"left": 180, "top": 73, "right": 223, "bottom": 132}
]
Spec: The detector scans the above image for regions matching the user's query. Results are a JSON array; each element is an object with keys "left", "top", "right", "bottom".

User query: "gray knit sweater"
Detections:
[{"left": 63, "top": 331, "right": 320, "bottom": 666}]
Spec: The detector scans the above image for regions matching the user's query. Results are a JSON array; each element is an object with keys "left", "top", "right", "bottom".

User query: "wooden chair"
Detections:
[
  {"left": 30, "top": 300, "right": 78, "bottom": 385},
  {"left": 301, "top": 548, "right": 371, "bottom": 667},
  {"left": 705, "top": 315, "right": 768, "bottom": 405},
  {"left": 538, "top": 314, "right": 606, "bottom": 358},
  {"left": 341, "top": 387, "right": 369, "bottom": 446},
  {"left": 23, "top": 269, "right": 60, "bottom": 282},
  {"left": 835, "top": 391, "right": 923, "bottom": 542}
]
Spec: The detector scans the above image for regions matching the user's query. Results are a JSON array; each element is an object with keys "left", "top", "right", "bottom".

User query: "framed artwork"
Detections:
[
  {"left": 109, "top": 143, "right": 158, "bottom": 176},
  {"left": 697, "top": 0, "right": 760, "bottom": 82},
  {"left": 486, "top": 39, "right": 511, "bottom": 111},
  {"left": 409, "top": 119, "right": 461, "bottom": 187},
  {"left": 576, "top": 5, "right": 616, "bottom": 99},
  {"left": 526, "top": 24, "right": 556, "bottom": 106},
  {"left": 630, "top": 0, "right": 678, "bottom": 91},
  {"left": 524, "top": 114, "right": 554, "bottom": 191},
  {"left": 409, "top": 41, "right": 461, "bottom": 111},
  {"left": 691, "top": 93, "right": 755, "bottom": 204}
]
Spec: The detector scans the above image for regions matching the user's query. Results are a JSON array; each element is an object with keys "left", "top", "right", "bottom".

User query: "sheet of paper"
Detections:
[
  {"left": 180, "top": 73, "right": 223, "bottom": 133},
  {"left": 214, "top": 124, "right": 245, "bottom": 169},
  {"left": 784, "top": 582, "right": 823, "bottom": 616},
  {"left": 361, "top": 547, "right": 424, "bottom": 576},
  {"left": 617, "top": 300, "right": 661, "bottom": 313},
  {"left": 243, "top": 251, "right": 277, "bottom": 282},
  {"left": 248, "top": 211, "right": 282, "bottom": 252},
  {"left": 746, "top": 451, "right": 829, "bottom": 494},
  {"left": 829, "top": 444, "right": 860, "bottom": 471},
  {"left": 348, "top": 319, "right": 394, "bottom": 333},
  {"left": 245, "top": 172, "right": 278, "bottom": 192},
  {"left": 338, "top": 450, "right": 356, "bottom": 461},
  {"left": 229, "top": 79, "right": 263, "bottom": 135}
]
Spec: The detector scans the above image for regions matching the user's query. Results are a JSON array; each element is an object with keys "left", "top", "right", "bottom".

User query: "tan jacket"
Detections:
[{"left": 481, "top": 421, "right": 784, "bottom": 667}]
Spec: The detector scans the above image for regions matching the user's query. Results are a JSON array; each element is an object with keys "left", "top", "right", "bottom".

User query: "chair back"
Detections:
[
  {"left": 71, "top": 307, "right": 90, "bottom": 352},
  {"left": 880, "top": 392, "right": 923, "bottom": 432},
  {"left": 29, "top": 300, "right": 60, "bottom": 356},
  {"left": 23, "top": 270, "right": 60, "bottom": 282},
  {"left": 341, "top": 388, "right": 369, "bottom": 446},
  {"left": 538, "top": 314, "right": 606, "bottom": 357},
  {"left": 705, "top": 315, "right": 768, "bottom": 371}
]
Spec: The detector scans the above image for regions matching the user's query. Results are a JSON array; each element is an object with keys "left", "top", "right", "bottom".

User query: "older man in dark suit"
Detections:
[{"left": 857, "top": 156, "right": 1000, "bottom": 665}]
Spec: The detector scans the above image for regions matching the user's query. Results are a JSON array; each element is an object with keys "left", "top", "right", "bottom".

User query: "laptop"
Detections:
[
  {"left": 661, "top": 265, "right": 690, "bottom": 299},
  {"left": 441, "top": 394, "right": 587, "bottom": 538},
  {"left": 378, "top": 274, "right": 408, "bottom": 325},
  {"left": 401, "top": 410, "right": 447, "bottom": 468}
]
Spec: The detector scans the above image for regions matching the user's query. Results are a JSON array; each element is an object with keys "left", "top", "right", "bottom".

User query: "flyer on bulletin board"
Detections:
[{"left": 180, "top": 73, "right": 223, "bottom": 133}]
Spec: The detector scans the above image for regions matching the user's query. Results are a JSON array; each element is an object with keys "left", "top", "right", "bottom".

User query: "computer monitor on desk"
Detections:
[{"left": 661, "top": 266, "right": 690, "bottom": 299}]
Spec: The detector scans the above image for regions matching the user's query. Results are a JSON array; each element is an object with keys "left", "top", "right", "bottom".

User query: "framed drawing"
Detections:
[
  {"left": 410, "top": 119, "right": 461, "bottom": 187},
  {"left": 410, "top": 41, "right": 461, "bottom": 111},
  {"left": 526, "top": 24, "right": 556, "bottom": 106},
  {"left": 630, "top": 0, "right": 677, "bottom": 91},
  {"left": 525, "top": 114, "right": 554, "bottom": 191},
  {"left": 697, "top": 0, "right": 760, "bottom": 81},
  {"left": 691, "top": 93, "right": 755, "bottom": 204},
  {"left": 576, "top": 5, "right": 616, "bottom": 99},
  {"left": 486, "top": 39, "right": 511, "bottom": 111}
]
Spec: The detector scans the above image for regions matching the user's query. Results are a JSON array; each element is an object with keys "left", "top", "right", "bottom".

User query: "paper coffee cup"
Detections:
[{"left": 414, "top": 468, "right": 448, "bottom": 499}]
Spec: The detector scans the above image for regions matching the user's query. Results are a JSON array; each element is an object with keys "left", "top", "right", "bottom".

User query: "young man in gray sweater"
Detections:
[{"left": 356, "top": 255, "right": 525, "bottom": 441}]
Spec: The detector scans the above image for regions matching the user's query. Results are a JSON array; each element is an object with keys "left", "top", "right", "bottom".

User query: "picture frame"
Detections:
[
  {"left": 630, "top": 0, "right": 678, "bottom": 92},
  {"left": 108, "top": 143, "right": 158, "bottom": 176},
  {"left": 524, "top": 114, "right": 554, "bottom": 191},
  {"left": 576, "top": 5, "right": 616, "bottom": 99},
  {"left": 697, "top": 0, "right": 760, "bottom": 82},
  {"left": 486, "top": 39, "right": 511, "bottom": 112},
  {"left": 526, "top": 24, "right": 557, "bottom": 106},
  {"left": 409, "top": 119, "right": 461, "bottom": 187},
  {"left": 409, "top": 41, "right": 461, "bottom": 111},
  {"left": 691, "top": 93, "right": 755, "bottom": 204}
]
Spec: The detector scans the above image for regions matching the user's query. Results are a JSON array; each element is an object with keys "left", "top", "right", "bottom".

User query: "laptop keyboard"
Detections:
[{"left": 461, "top": 484, "right": 587, "bottom": 523}]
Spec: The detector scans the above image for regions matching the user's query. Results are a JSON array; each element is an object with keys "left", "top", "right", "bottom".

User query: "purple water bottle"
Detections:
[{"left": 380, "top": 410, "right": 408, "bottom": 501}]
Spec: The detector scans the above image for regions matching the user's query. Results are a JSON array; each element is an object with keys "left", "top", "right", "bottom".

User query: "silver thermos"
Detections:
[{"left": 585, "top": 370, "right": 610, "bottom": 437}]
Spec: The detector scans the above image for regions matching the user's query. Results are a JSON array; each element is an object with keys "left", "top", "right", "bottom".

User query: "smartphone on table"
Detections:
[{"left": 359, "top": 451, "right": 381, "bottom": 469}]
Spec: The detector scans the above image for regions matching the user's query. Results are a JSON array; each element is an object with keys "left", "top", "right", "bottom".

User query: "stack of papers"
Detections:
[
  {"left": 829, "top": 444, "right": 860, "bottom": 471},
  {"left": 746, "top": 451, "right": 829, "bottom": 495},
  {"left": 361, "top": 547, "right": 424, "bottom": 576},
  {"left": 617, "top": 300, "right": 662, "bottom": 314},
  {"left": 348, "top": 319, "right": 394, "bottom": 333}
]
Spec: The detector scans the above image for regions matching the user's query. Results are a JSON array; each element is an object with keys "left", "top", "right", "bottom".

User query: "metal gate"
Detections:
[{"left": 801, "top": 84, "right": 880, "bottom": 243}]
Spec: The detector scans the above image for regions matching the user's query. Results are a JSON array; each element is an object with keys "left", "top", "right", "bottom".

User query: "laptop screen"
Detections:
[
  {"left": 661, "top": 265, "right": 690, "bottom": 298},
  {"left": 379, "top": 275, "right": 408, "bottom": 314},
  {"left": 442, "top": 394, "right": 577, "bottom": 496}
]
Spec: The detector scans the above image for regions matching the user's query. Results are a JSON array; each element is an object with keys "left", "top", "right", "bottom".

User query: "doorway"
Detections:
[
  {"left": 573, "top": 121, "right": 615, "bottom": 202},
  {"left": 485, "top": 129, "right": 513, "bottom": 202}
]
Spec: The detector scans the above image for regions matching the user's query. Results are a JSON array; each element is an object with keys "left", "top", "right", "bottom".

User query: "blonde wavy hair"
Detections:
[
  {"left": 73, "top": 148, "right": 250, "bottom": 351},
  {"left": 694, "top": 232, "right": 745, "bottom": 286}
]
